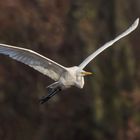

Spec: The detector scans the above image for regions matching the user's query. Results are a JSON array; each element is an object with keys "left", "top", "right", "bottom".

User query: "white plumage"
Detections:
[
  {"left": 79, "top": 18, "right": 139, "bottom": 69},
  {"left": 0, "top": 18, "right": 139, "bottom": 103}
]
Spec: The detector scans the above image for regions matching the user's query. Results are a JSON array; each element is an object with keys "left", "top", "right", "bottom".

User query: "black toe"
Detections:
[
  {"left": 39, "top": 99, "right": 45, "bottom": 104},
  {"left": 39, "top": 97, "right": 49, "bottom": 104}
]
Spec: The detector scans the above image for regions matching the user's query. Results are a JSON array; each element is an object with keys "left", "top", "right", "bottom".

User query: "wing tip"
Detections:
[{"left": 133, "top": 18, "right": 139, "bottom": 29}]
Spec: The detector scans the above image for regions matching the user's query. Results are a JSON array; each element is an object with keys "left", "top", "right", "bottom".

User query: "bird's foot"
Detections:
[
  {"left": 39, "top": 96, "right": 50, "bottom": 104},
  {"left": 39, "top": 87, "right": 61, "bottom": 104}
]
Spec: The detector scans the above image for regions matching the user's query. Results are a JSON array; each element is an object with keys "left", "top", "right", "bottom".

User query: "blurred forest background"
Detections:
[{"left": 0, "top": 0, "right": 139, "bottom": 140}]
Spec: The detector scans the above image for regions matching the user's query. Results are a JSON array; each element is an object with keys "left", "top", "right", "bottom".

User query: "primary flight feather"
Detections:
[
  {"left": 79, "top": 18, "right": 139, "bottom": 69},
  {"left": 0, "top": 44, "right": 67, "bottom": 81},
  {"left": 0, "top": 18, "right": 139, "bottom": 104}
]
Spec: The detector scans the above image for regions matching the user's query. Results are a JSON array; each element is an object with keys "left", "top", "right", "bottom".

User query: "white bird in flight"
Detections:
[{"left": 0, "top": 18, "right": 139, "bottom": 104}]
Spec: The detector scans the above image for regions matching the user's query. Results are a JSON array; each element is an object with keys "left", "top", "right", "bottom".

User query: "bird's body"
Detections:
[
  {"left": 0, "top": 18, "right": 139, "bottom": 103},
  {"left": 59, "top": 66, "right": 84, "bottom": 89}
]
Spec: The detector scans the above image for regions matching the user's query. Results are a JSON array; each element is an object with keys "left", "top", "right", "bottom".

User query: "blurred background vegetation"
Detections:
[{"left": 0, "top": 0, "right": 139, "bottom": 140}]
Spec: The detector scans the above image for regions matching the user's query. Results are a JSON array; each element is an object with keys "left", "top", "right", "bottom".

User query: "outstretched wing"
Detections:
[
  {"left": 79, "top": 18, "right": 139, "bottom": 69},
  {"left": 0, "top": 43, "right": 67, "bottom": 81}
]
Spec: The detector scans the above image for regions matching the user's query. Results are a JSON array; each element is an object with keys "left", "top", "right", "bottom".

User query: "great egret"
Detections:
[{"left": 0, "top": 18, "right": 139, "bottom": 104}]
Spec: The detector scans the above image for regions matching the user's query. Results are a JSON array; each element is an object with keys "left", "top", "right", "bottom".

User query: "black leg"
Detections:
[{"left": 39, "top": 88, "right": 61, "bottom": 104}]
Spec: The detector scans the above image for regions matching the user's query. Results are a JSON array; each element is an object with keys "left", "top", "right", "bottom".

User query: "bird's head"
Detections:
[{"left": 75, "top": 69, "right": 92, "bottom": 88}]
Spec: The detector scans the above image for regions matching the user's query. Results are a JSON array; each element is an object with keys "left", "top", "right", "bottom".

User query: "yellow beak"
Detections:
[{"left": 81, "top": 71, "right": 92, "bottom": 76}]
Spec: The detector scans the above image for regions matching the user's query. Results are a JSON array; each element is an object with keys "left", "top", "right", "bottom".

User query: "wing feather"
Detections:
[
  {"left": 0, "top": 43, "right": 67, "bottom": 81},
  {"left": 79, "top": 18, "right": 139, "bottom": 69}
]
